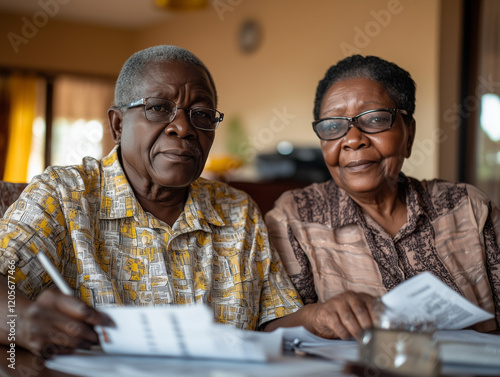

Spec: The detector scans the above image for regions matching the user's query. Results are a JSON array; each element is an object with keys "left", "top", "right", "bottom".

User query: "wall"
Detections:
[
  {"left": 0, "top": 1, "right": 453, "bottom": 181},
  {"left": 139, "top": 0, "right": 441, "bottom": 180},
  {"left": 0, "top": 12, "right": 135, "bottom": 76}
]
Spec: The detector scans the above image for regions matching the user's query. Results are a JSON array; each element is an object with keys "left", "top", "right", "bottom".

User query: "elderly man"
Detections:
[{"left": 0, "top": 45, "right": 303, "bottom": 357}]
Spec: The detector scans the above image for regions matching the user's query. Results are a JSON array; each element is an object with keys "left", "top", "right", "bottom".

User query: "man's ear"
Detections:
[
  {"left": 405, "top": 118, "right": 416, "bottom": 158},
  {"left": 108, "top": 107, "right": 123, "bottom": 144}
]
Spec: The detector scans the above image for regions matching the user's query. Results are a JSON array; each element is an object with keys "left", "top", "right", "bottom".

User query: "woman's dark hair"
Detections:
[{"left": 313, "top": 55, "right": 416, "bottom": 123}]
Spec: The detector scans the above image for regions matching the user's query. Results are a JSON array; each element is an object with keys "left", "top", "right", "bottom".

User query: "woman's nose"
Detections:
[{"left": 341, "top": 124, "right": 369, "bottom": 150}]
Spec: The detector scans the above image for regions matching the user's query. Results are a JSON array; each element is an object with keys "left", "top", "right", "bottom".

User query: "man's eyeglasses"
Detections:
[
  {"left": 312, "top": 108, "right": 408, "bottom": 141},
  {"left": 124, "top": 97, "right": 224, "bottom": 131}
]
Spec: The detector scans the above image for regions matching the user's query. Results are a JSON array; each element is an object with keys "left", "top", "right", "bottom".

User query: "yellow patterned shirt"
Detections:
[{"left": 0, "top": 147, "right": 302, "bottom": 329}]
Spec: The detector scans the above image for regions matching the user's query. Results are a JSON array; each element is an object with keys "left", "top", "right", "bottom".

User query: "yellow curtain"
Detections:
[
  {"left": 0, "top": 76, "right": 10, "bottom": 179},
  {"left": 3, "top": 75, "right": 37, "bottom": 183}
]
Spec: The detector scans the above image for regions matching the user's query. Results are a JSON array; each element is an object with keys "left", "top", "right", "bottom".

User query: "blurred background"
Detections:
[{"left": 0, "top": 0, "right": 499, "bottom": 207}]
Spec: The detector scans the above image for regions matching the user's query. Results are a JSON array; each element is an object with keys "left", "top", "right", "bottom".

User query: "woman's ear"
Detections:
[
  {"left": 405, "top": 118, "right": 416, "bottom": 158},
  {"left": 108, "top": 107, "right": 123, "bottom": 144}
]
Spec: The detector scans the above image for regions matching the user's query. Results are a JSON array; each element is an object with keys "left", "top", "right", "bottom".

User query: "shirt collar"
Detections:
[
  {"left": 328, "top": 174, "right": 427, "bottom": 234},
  {"left": 327, "top": 180, "right": 363, "bottom": 229},
  {"left": 174, "top": 178, "right": 226, "bottom": 233},
  {"left": 99, "top": 146, "right": 226, "bottom": 231},
  {"left": 394, "top": 176, "right": 428, "bottom": 240},
  {"left": 100, "top": 146, "right": 137, "bottom": 220}
]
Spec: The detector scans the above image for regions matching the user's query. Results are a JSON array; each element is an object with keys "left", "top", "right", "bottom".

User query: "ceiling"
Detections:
[{"left": 0, "top": 0, "right": 175, "bottom": 29}]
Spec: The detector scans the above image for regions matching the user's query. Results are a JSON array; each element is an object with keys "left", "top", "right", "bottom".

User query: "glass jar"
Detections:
[{"left": 358, "top": 299, "right": 441, "bottom": 376}]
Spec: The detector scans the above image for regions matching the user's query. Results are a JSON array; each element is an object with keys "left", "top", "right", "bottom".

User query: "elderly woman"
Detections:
[{"left": 264, "top": 55, "right": 500, "bottom": 339}]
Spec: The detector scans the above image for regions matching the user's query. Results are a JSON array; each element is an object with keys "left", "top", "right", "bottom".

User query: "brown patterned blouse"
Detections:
[{"left": 265, "top": 176, "right": 500, "bottom": 332}]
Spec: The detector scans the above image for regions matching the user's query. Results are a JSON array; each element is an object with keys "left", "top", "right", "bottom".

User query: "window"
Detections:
[
  {"left": 1, "top": 72, "right": 115, "bottom": 183},
  {"left": 461, "top": 0, "right": 500, "bottom": 206}
]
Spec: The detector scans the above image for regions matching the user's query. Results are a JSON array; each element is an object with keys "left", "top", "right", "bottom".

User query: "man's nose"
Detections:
[{"left": 164, "top": 108, "right": 195, "bottom": 138}]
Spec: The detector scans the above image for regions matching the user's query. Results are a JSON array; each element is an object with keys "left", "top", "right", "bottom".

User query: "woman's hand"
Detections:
[
  {"left": 306, "top": 291, "right": 376, "bottom": 340},
  {"left": 16, "top": 289, "right": 112, "bottom": 358},
  {"left": 263, "top": 290, "right": 377, "bottom": 340}
]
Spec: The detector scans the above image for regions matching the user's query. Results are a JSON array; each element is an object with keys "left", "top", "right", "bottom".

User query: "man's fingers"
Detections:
[
  {"left": 19, "top": 289, "right": 107, "bottom": 356},
  {"left": 53, "top": 318, "right": 99, "bottom": 344},
  {"left": 40, "top": 289, "right": 112, "bottom": 327}
]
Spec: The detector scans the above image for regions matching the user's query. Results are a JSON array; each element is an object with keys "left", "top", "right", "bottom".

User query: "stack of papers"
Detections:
[
  {"left": 48, "top": 306, "right": 346, "bottom": 377},
  {"left": 45, "top": 272, "right": 499, "bottom": 376},
  {"left": 45, "top": 351, "right": 344, "bottom": 377},
  {"left": 436, "top": 330, "right": 500, "bottom": 372}
]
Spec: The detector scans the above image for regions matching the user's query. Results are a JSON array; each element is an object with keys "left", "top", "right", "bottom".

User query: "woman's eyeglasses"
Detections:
[{"left": 312, "top": 108, "right": 408, "bottom": 141}]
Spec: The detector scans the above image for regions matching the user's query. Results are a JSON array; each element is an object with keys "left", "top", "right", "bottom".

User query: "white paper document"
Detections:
[
  {"left": 45, "top": 351, "right": 345, "bottom": 377},
  {"left": 382, "top": 271, "right": 494, "bottom": 329},
  {"left": 94, "top": 305, "right": 356, "bottom": 363},
  {"left": 49, "top": 310, "right": 348, "bottom": 377},
  {"left": 95, "top": 305, "right": 282, "bottom": 362},
  {"left": 436, "top": 330, "right": 500, "bottom": 371}
]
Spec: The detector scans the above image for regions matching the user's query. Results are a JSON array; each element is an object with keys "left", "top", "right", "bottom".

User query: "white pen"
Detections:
[
  {"left": 36, "top": 251, "right": 111, "bottom": 345},
  {"left": 36, "top": 251, "right": 109, "bottom": 343},
  {"left": 36, "top": 251, "right": 73, "bottom": 295}
]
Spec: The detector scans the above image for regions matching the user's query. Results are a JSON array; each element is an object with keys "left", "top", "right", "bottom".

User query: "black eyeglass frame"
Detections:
[
  {"left": 124, "top": 97, "right": 224, "bottom": 131},
  {"left": 312, "top": 108, "right": 408, "bottom": 141}
]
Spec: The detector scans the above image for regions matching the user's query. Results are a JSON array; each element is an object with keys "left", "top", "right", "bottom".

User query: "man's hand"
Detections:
[{"left": 16, "top": 289, "right": 112, "bottom": 358}]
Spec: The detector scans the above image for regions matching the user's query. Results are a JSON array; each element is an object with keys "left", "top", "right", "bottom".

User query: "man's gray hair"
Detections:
[{"left": 114, "top": 45, "right": 218, "bottom": 107}]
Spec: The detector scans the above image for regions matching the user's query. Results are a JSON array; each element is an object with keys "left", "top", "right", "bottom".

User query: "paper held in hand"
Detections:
[{"left": 381, "top": 271, "right": 494, "bottom": 329}]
